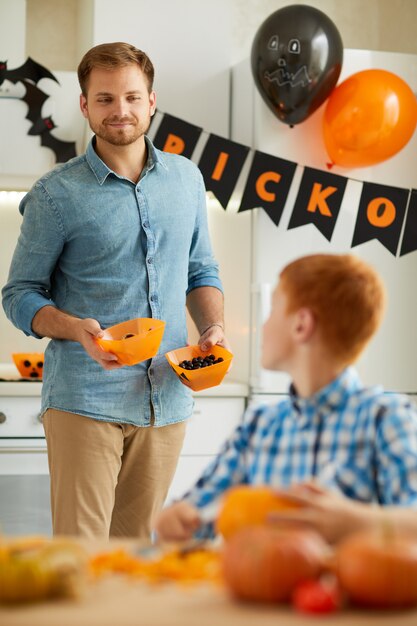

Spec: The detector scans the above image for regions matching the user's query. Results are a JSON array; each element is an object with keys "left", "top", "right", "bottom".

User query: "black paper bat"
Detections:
[
  {"left": 21, "top": 80, "right": 49, "bottom": 124},
  {"left": 0, "top": 57, "right": 59, "bottom": 86},
  {"left": 1, "top": 56, "right": 76, "bottom": 163},
  {"left": 28, "top": 116, "right": 77, "bottom": 163}
]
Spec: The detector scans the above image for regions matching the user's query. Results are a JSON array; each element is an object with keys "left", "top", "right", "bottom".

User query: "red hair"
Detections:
[{"left": 280, "top": 253, "right": 386, "bottom": 366}]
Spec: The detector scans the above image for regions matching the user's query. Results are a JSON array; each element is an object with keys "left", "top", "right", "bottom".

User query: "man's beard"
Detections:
[{"left": 89, "top": 115, "right": 151, "bottom": 146}]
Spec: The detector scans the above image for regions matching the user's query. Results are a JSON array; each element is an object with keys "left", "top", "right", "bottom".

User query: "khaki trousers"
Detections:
[{"left": 43, "top": 409, "right": 186, "bottom": 542}]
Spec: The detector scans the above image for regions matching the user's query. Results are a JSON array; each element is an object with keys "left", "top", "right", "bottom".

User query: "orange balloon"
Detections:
[{"left": 323, "top": 69, "right": 417, "bottom": 168}]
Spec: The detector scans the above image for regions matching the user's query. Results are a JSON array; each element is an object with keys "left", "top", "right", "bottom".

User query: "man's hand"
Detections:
[
  {"left": 155, "top": 501, "right": 202, "bottom": 543},
  {"left": 75, "top": 318, "right": 124, "bottom": 370},
  {"left": 32, "top": 306, "right": 123, "bottom": 370},
  {"left": 198, "top": 323, "right": 232, "bottom": 352}
]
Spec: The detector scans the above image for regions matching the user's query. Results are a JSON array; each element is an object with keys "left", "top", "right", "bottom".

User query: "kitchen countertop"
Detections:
[{"left": 0, "top": 379, "right": 248, "bottom": 398}]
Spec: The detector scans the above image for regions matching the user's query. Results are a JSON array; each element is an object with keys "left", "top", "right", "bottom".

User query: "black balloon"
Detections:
[{"left": 251, "top": 4, "right": 343, "bottom": 126}]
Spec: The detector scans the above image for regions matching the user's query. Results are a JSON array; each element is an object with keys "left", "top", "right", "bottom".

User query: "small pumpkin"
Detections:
[
  {"left": 216, "top": 485, "right": 300, "bottom": 540},
  {"left": 336, "top": 525, "right": 417, "bottom": 609},
  {"left": 221, "top": 525, "right": 327, "bottom": 603},
  {"left": 0, "top": 536, "right": 88, "bottom": 604}
]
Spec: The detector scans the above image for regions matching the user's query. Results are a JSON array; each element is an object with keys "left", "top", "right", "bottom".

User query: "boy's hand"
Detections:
[
  {"left": 268, "top": 482, "right": 371, "bottom": 544},
  {"left": 155, "top": 501, "right": 202, "bottom": 543}
]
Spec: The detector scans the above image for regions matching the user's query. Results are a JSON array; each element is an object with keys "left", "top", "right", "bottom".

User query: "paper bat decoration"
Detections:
[
  {"left": 21, "top": 80, "right": 49, "bottom": 124},
  {"left": 0, "top": 56, "right": 77, "bottom": 163},
  {"left": 0, "top": 57, "right": 59, "bottom": 86},
  {"left": 28, "top": 115, "right": 77, "bottom": 163}
]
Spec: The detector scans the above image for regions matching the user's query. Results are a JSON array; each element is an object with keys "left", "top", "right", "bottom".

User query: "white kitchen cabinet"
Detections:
[
  {"left": 166, "top": 391, "right": 247, "bottom": 503},
  {"left": 0, "top": 383, "right": 49, "bottom": 535}
]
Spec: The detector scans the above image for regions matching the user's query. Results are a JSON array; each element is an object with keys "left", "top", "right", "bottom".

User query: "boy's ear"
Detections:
[{"left": 293, "top": 307, "right": 315, "bottom": 343}]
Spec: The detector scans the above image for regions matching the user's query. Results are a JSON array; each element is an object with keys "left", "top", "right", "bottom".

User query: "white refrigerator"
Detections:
[{"left": 231, "top": 49, "right": 417, "bottom": 403}]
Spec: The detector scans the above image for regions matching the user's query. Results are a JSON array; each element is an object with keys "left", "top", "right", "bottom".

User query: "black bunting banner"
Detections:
[
  {"left": 351, "top": 183, "right": 410, "bottom": 256},
  {"left": 3, "top": 61, "right": 416, "bottom": 257},
  {"left": 238, "top": 151, "right": 297, "bottom": 226},
  {"left": 288, "top": 168, "right": 347, "bottom": 241},
  {"left": 151, "top": 109, "right": 414, "bottom": 256},
  {"left": 198, "top": 134, "right": 250, "bottom": 209},
  {"left": 399, "top": 189, "right": 417, "bottom": 257},
  {"left": 152, "top": 113, "right": 202, "bottom": 159}
]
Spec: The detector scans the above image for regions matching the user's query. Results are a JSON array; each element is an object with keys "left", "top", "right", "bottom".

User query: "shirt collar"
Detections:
[
  {"left": 289, "top": 367, "right": 364, "bottom": 418},
  {"left": 85, "top": 135, "right": 167, "bottom": 185}
]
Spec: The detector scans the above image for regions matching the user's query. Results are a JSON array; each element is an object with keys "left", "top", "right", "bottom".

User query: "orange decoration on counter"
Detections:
[
  {"left": 12, "top": 352, "right": 44, "bottom": 379},
  {"left": 89, "top": 547, "right": 221, "bottom": 585},
  {"left": 221, "top": 526, "right": 327, "bottom": 603},
  {"left": 335, "top": 527, "right": 417, "bottom": 609}
]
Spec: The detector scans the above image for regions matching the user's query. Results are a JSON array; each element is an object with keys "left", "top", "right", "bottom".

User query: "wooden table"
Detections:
[
  {"left": 2, "top": 574, "right": 417, "bottom": 626},
  {"left": 1, "top": 539, "right": 417, "bottom": 626}
]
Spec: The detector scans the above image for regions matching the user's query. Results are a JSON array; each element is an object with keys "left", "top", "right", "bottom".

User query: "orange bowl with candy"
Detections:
[
  {"left": 96, "top": 318, "right": 165, "bottom": 366},
  {"left": 165, "top": 344, "right": 233, "bottom": 391}
]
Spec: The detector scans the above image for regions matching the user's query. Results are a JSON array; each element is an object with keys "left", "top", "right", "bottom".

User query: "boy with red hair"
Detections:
[{"left": 156, "top": 253, "right": 417, "bottom": 542}]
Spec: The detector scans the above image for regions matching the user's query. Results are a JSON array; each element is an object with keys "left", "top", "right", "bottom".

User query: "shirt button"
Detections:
[
  {"left": 147, "top": 257, "right": 153, "bottom": 264},
  {"left": 143, "top": 221, "right": 149, "bottom": 229}
]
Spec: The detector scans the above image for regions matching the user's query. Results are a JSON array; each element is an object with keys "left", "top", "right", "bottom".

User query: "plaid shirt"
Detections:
[{"left": 184, "top": 368, "right": 417, "bottom": 511}]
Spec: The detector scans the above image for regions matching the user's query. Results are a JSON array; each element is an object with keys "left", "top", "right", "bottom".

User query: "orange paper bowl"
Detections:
[
  {"left": 12, "top": 352, "right": 44, "bottom": 379},
  {"left": 165, "top": 344, "right": 233, "bottom": 391},
  {"left": 96, "top": 318, "right": 165, "bottom": 366}
]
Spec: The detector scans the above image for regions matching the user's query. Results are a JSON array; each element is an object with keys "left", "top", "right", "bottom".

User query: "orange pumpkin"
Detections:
[
  {"left": 216, "top": 485, "right": 300, "bottom": 540},
  {"left": 221, "top": 525, "right": 327, "bottom": 603},
  {"left": 336, "top": 527, "right": 417, "bottom": 609}
]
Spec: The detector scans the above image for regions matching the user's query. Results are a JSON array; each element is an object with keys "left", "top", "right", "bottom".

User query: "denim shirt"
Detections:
[{"left": 2, "top": 136, "right": 223, "bottom": 426}]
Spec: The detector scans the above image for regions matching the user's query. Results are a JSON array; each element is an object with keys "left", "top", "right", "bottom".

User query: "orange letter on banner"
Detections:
[
  {"left": 366, "top": 197, "right": 396, "bottom": 227},
  {"left": 256, "top": 171, "right": 282, "bottom": 202},
  {"left": 163, "top": 133, "right": 185, "bottom": 155},
  {"left": 306, "top": 183, "right": 337, "bottom": 216},
  {"left": 212, "top": 152, "right": 229, "bottom": 181}
]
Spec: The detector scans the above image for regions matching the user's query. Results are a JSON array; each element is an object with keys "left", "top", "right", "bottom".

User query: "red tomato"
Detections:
[{"left": 292, "top": 578, "right": 341, "bottom": 614}]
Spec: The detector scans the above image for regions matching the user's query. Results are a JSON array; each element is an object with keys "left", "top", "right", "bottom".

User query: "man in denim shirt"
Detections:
[{"left": 2, "top": 42, "right": 227, "bottom": 541}]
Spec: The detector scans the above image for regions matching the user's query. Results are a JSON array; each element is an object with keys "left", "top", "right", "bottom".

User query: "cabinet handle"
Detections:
[
  {"left": 0, "top": 446, "right": 47, "bottom": 453},
  {"left": 0, "top": 412, "right": 6, "bottom": 424}
]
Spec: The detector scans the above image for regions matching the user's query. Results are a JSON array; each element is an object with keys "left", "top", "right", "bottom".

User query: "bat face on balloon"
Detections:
[{"left": 251, "top": 6, "right": 343, "bottom": 126}]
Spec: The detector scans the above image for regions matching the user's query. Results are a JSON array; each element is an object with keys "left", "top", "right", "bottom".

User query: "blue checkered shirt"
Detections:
[{"left": 184, "top": 368, "right": 417, "bottom": 512}]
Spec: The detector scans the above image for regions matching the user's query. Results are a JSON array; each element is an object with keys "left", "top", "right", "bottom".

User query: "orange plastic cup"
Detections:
[
  {"left": 12, "top": 353, "right": 44, "bottom": 379},
  {"left": 165, "top": 344, "right": 233, "bottom": 391},
  {"left": 96, "top": 318, "right": 165, "bottom": 366}
]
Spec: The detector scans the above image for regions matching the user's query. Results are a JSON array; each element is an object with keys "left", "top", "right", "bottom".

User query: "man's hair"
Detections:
[
  {"left": 77, "top": 42, "right": 154, "bottom": 96},
  {"left": 280, "top": 253, "right": 386, "bottom": 366}
]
